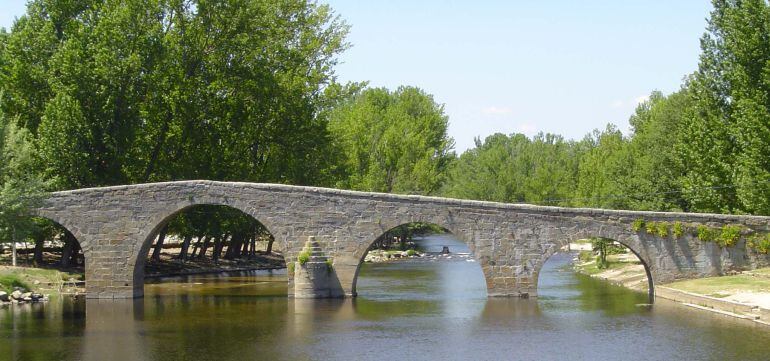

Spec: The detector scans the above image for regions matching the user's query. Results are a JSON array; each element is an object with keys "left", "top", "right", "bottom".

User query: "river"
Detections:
[{"left": 2, "top": 233, "right": 770, "bottom": 360}]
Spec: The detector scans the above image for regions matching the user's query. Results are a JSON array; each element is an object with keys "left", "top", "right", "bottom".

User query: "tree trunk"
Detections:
[
  {"left": 11, "top": 226, "right": 17, "bottom": 267},
  {"left": 198, "top": 235, "right": 212, "bottom": 259},
  {"left": 151, "top": 224, "right": 168, "bottom": 261},
  {"left": 178, "top": 234, "right": 193, "bottom": 262},
  {"left": 225, "top": 233, "right": 242, "bottom": 260},
  {"left": 213, "top": 234, "right": 228, "bottom": 262},
  {"left": 266, "top": 236, "right": 274, "bottom": 255},
  {"left": 33, "top": 233, "right": 44, "bottom": 266},
  {"left": 60, "top": 232, "right": 76, "bottom": 268},
  {"left": 241, "top": 236, "right": 251, "bottom": 257}
]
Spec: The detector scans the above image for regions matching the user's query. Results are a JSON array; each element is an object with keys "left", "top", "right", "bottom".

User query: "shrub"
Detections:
[
  {"left": 673, "top": 222, "right": 684, "bottom": 238},
  {"left": 406, "top": 249, "right": 417, "bottom": 256},
  {"left": 697, "top": 225, "right": 716, "bottom": 242},
  {"left": 717, "top": 225, "right": 742, "bottom": 247},
  {"left": 288, "top": 262, "right": 295, "bottom": 273},
  {"left": 645, "top": 221, "right": 657, "bottom": 234},
  {"left": 656, "top": 222, "right": 669, "bottom": 238},
  {"left": 632, "top": 219, "right": 645, "bottom": 232},
  {"left": 578, "top": 250, "right": 593, "bottom": 263},
  {"left": 749, "top": 234, "right": 770, "bottom": 254},
  {"left": 298, "top": 250, "right": 310, "bottom": 265},
  {"left": 325, "top": 258, "right": 333, "bottom": 270}
]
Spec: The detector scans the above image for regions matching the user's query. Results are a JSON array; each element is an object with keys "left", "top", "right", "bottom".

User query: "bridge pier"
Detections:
[{"left": 292, "top": 237, "right": 345, "bottom": 298}]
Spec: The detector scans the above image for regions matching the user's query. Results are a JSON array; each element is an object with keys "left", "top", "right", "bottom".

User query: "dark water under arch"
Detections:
[{"left": 3, "top": 234, "right": 770, "bottom": 360}]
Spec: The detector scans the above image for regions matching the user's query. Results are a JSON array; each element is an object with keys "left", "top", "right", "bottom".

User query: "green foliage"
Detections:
[
  {"left": 591, "top": 238, "right": 612, "bottom": 269},
  {"left": 406, "top": 249, "right": 417, "bottom": 256},
  {"left": 325, "top": 258, "right": 333, "bottom": 270},
  {"left": 0, "top": 110, "right": 50, "bottom": 247},
  {"left": 443, "top": 132, "right": 579, "bottom": 205},
  {"left": 673, "top": 222, "right": 685, "bottom": 238},
  {"left": 0, "top": 274, "right": 31, "bottom": 293},
  {"left": 645, "top": 221, "right": 657, "bottom": 235},
  {"left": 328, "top": 86, "right": 455, "bottom": 194},
  {"left": 287, "top": 262, "right": 295, "bottom": 274},
  {"left": 697, "top": 225, "right": 717, "bottom": 242},
  {"left": 677, "top": 1, "right": 770, "bottom": 215},
  {"left": 748, "top": 234, "right": 770, "bottom": 254},
  {"left": 717, "top": 225, "right": 742, "bottom": 248},
  {"left": 1, "top": 0, "right": 350, "bottom": 189},
  {"left": 578, "top": 250, "right": 593, "bottom": 263},
  {"left": 655, "top": 222, "right": 669, "bottom": 238},
  {"left": 298, "top": 250, "right": 310, "bottom": 265},
  {"left": 632, "top": 219, "right": 645, "bottom": 232}
]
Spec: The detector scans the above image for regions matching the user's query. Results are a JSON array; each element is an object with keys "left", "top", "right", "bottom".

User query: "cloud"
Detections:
[
  {"left": 610, "top": 94, "right": 651, "bottom": 109},
  {"left": 516, "top": 122, "right": 537, "bottom": 135},
  {"left": 481, "top": 106, "right": 513, "bottom": 115},
  {"left": 635, "top": 94, "right": 650, "bottom": 105}
]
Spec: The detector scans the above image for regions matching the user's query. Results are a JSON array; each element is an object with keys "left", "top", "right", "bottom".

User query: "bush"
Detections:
[
  {"left": 298, "top": 250, "right": 310, "bottom": 265},
  {"left": 655, "top": 222, "right": 669, "bottom": 238},
  {"left": 325, "top": 258, "right": 333, "bottom": 270},
  {"left": 718, "top": 225, "right": 742, "bottom": 247},
  {"left": 406, "top": 249, "right": 417, "bottom": 256},
  {"left": 749, "top": 234, "right": 770, "bottom": 254},
  {"left": 697, "top": 225, "right": 717, "bottom": 242},
  {"left": 673, "top": 222, "right": 684, "bottom": 238},
  {"left": 578, "top": 250, "right": 593, "bottom": 263},
  {"left": 288, "top": 262, "right": 295, "bottom": 273},
  {"left": 645, "top": 221, "right": 657, "bottom": 234},
  {"left": 632, "top": 219, "right": 645, "bottom": 232}
]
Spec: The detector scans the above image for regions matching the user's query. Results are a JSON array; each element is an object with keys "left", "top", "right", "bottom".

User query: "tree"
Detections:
[
  {"left": 574, "top": 125, "right": 632, "bottom": 209},
  {"left": 679, "top": 0, "right": 770, "bottom": 215},
  {"left": 1, "top": 0, "right": 350, "bottom": 189},
  {"left": 0, "top": 108, "right": 49, "bottom": 266},
  {"left": 328, "top": 86, "right": 455, "bottom": 194}
]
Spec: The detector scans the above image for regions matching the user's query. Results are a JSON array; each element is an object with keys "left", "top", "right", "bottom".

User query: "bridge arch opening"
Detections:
[
  {"left": 135, "top": 204, "right": 287, "bottom": 297},
  {"left": 534, "top": 237, "right": 654, "bottom": 305},
  {"left": 0, "top": 217, "right": 85, "bottom": 293},
  {"left": 351, "top": 222, "right": 488, "bottom": 299}
]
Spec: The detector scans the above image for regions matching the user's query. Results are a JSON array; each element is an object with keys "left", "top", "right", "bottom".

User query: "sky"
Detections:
[{"left": 0, "top": 0, "right": 712, "bottom": 152}]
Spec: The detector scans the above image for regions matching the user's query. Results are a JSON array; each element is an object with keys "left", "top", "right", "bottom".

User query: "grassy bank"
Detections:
[
  {"left": 573, "top": 249, "right": 648, "bottom": 292},
  {"left": 665, "top": 274, "right": 770, "bottom": 298},
  {"left": 0, "top": 266, "right": 84, "bottom": 296}
]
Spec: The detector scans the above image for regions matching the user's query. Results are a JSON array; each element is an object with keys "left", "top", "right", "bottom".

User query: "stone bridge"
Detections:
[{"left": 35, "top": 180, "right": 770, "bottom": 301}]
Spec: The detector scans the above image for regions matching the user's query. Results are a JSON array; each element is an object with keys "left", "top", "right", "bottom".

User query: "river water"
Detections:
[{"left": 3, "top": 233, "right": 770, "bottom": 360}]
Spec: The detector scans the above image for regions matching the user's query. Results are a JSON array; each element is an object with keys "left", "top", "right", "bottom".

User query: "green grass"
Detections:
[
  {"left": 0, "top": 266, "right": 83, "bottom": 294},
  {"left": 665, "top": 272, "right": 770, "bottom": 297},
  {"left": 0, "top": 274, "right": 31, "bottom": 293}
]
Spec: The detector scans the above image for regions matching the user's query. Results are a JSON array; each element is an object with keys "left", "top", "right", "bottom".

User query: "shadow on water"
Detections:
[{"left": 5, "top": 235, "right": 770, "bottom": 360}]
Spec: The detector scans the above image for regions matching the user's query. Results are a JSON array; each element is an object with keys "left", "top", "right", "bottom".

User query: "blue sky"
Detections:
[{"left": 0, "top": 0, "right": 712, "bottom": 151}]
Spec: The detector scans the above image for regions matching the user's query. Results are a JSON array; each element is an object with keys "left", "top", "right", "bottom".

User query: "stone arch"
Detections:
[
  {"left": 349, "top": 216, "right": 489, "bottom": 297},
  {"left": 531, "top": 224, "right": 655, "bottom": 303},
  {"left": 131, "top": 201, "right": 285, "bottom": 298}
]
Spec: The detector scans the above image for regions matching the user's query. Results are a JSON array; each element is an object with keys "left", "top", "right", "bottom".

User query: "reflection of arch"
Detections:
[
  {"left": 533, "top": 229, "right": 655, "bottom": 303},
  {"left": 132, "top": 203, "right": 286, "bottom": 297},
  {"left": 350, "top": 221, "right": 488, "bottom": 297}
]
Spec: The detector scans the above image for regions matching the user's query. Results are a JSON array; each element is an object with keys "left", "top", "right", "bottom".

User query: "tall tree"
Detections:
[
  {"left": 680, "top": 0, "right": 770, "bottom": 214},
  {"left": 328, "top": 86, "right": 455, "bottom": 194},
  {"left": 0, "top": 107, "right": 49, "bottom": 265}
]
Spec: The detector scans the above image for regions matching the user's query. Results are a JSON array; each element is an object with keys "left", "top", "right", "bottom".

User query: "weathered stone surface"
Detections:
[{"left": 35, "top": 180, "right": 770, "bottom": 300}]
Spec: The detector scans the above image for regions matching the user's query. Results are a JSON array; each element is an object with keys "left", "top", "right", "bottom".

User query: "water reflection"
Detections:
[{"left": 3, "top": 235, "right": 770, "bottom": 360}]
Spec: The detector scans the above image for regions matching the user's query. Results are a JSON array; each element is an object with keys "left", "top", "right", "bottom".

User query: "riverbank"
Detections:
[
  {"left": 571, "top": 242, "right": 770, "bottom": 326},
  {"left": 144, "top": 252, "right": 286, "bottom": 278},
  {"left": 364, "top": 249, "right": 425, "bottom": 263},
  {"left": 0, "top": 265, "right": 84, "bottom": 298}
]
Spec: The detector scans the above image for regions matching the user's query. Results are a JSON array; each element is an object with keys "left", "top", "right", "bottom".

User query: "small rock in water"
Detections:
[
  {"left": 11, "top": 290, "right": 23, "bottom": 300},
  {"left": 0, "top": 291, "right": 8, "bottom": 302}
]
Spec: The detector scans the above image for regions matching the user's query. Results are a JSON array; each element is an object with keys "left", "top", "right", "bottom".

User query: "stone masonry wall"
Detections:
[{"left": 35, "top": 180, "right": 770, "bottom": 299}]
